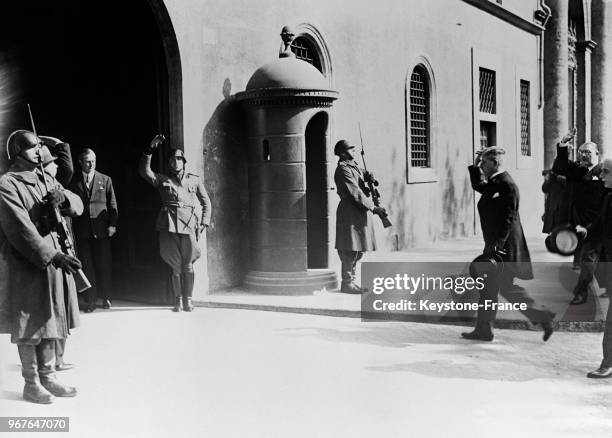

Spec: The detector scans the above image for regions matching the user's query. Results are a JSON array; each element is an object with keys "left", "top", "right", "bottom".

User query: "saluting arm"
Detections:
[{"left": 468, "top": 165, "right": 487, "bottom": 194}]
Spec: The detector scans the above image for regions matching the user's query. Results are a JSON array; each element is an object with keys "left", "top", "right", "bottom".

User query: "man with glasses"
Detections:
[{"left": 553, "top": 133, "right": 605, "bottom": 305}]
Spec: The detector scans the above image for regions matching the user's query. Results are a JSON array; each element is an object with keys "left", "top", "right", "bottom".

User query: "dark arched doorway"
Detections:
[
  {"left": 305, "top": 111, "right": 329, "bottom": 269},
  {"left": 0, "top": 0, "right": 182, "bottom": 304}
]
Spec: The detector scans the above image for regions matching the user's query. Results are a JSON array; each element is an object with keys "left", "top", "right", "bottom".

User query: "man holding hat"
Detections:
[
  {"left": 334, "top": 139, "right": 386, "bottom": 294},
  {"left": 139, "top": 134, "right": 211, "bottom": 311},
  {"left": 0, "top": 129, "right": 83, "bottom": 403},
  {"left": 464, "top": 146, "right": 554, "bottom": 341}
]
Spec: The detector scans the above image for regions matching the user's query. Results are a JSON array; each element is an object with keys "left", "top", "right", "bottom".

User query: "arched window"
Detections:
[
  {"left": 406, "top": 59, "right": 437, "bottom": 183},
  {"left": 409, "top": 66, "right": 430, "bottom": 168},
  {"left": 291, "top": 36, "right": 323, "bottom": 73}
]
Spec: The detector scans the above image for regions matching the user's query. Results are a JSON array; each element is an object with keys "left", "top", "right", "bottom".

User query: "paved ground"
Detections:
[
  {"left": 1, "top": 306, "right": 611, "bottom": 438},
  {"left": 200, "top": 236, "right": 609, "bottom": 330}
]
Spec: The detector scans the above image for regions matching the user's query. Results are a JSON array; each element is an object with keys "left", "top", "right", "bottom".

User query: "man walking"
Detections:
[
  {"left": 334, "top": 139, "right": 386, "bottom": 294},
  {"left": 69, "top": 148, "right": 118, "bottom": 312},
  {"left": 0, "top": 130, "right": 82, "bottom": 403},
  {"left": 463, "top": 146, "right": 554, "bottom": 341}
]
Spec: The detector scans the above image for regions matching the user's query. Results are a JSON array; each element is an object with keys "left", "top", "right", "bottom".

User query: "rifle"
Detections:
[
  {"left": 358, "top": 123, "right": 392, "bottom": 228},
  {"left": 27, "top": 105, "right": 91, "bottom": 293}
]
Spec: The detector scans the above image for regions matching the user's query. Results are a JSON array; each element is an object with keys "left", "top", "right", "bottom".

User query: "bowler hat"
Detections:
[
  {"left": 545, "top": 224, "right": 580, "bottom": 256},
  {"left": 469, "top": 251, "right": 505, "bottom": 279},
  {"left": 334, "top": 139, "right": 355, "bottom": 156}
]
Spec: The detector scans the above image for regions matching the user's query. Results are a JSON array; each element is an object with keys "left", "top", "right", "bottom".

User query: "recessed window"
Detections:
[
  {"left": 262, "top": 140, "right": 270, "bottom": 161},
  {"left": 479, "top": 68, "right": 496, "bottom": 114},
  {"left": 290, "top": 36, "right": 323, "bottom": 73},
  {"left": 520, "top": 80, "right": 530, "bottom": 156},
  {"left": 409, "top": 66, "right": 430, "bottom": 168}
]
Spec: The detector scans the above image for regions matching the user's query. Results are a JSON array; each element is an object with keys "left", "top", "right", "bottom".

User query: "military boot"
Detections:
[
  {"left": 17, "top": 344, "right": 54, "bottom": 404},
  {"left": 170, "top": 274, "right": 182, "bottom": 312},
  {"left": 182, "top": 272, "right": 195, "bottom": 312},
  {"left": 37, "top": 340, "right": 77, "bottom": 397}
]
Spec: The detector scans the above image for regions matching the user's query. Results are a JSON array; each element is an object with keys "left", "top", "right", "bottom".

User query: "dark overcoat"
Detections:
[
  {"left": 0, "top": 168, "right": 83, "bottom": 342},
  {"left": 468, "top": 166, "right": 533, "bottom": 280},
  {"left": 552, "top": 145, "right": 604, "bottom": 227},
  {"left": 334, "top": 159, "right": 376, "bottom": 251}
]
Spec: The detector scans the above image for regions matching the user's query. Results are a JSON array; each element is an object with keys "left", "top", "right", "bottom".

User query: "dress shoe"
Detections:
[
  {"left": 55, "top": 363, "right": 75, "bottom": 372},
  {"left": 340, "top": 283, "right": 363, "bottom": 294},
  {"left": 587, "top": 367, "right": 612, "bottom": 379},
  {"left": 569, "top": 295, "right": 588, "bottom": 305},
  {"left": 102, "top": 299, "right": 112, "bottom": 310},
  {"left": 541, "top": 321, "right": 554, "bottom": 342},
  {"left": 461, "top": 330, "right": 494, "bottom": 341},
  {"left": 40, "top": 378, "right": 77, "bottom": 397},
  {"left": 23, "top": 383, "right": 55, "bottom": 404}
]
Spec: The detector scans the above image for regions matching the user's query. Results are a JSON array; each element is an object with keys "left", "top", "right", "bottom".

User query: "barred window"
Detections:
[
  {"left": 520, "top": 80, "right": 530, "bottom": 156},
  {"left": 409, "top": 66, "right": 430, "bottom": 168},
  {"left": 290, "top": 36, "right": 323, "bottom": 73},
  {"left": 479, "top": 68, "right": 496, "bottom": 114}
]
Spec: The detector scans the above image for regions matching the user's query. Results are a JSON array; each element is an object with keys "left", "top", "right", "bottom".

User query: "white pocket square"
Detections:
[{"left": 492, "top": 192, "right": 500, "bottom": 198}]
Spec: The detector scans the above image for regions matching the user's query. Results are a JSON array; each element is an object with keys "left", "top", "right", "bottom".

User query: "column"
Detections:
[
  {"left": 592, "top": 0, "right": 612, "bottom": 156},
  {"left": 543, "top": 0, "right": 569, "bottom": 168},
  {"left": 577, "top": 40, "right": 597, "bottom": 144}
]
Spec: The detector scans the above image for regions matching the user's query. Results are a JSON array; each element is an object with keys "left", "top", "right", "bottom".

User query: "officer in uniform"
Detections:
[
  {"left": 334, "top": 139, "right": 386, "bottom": 294},
  {"left": 138, "top": 134, "right": 211, "bottom": 311}
]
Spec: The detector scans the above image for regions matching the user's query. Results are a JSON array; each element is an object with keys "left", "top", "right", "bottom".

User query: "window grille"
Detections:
[
  {"left": 479, "top": 68, "right": 496, "bottom": 114},
  {"left": 290, "top": 36, "right": 323, "bottom": 73},
  {"left": 520, "top": 80, "right": 530, "bottom": 156},
  {"left": 410, "top": 67, "right": 429, "bottom": 168}
]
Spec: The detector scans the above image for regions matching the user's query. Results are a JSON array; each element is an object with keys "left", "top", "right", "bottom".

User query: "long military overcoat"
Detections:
[
  {"left": 0, "top": 168, "right": 83, "bottom": 343},
  {"left": 334, "top": 160, "right": 376, "bottom": 252}
]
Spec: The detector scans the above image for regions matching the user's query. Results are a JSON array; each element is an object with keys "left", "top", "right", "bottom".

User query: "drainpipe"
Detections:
[{"left": 537, "top": 0, "right": 552, "bottom": 109}]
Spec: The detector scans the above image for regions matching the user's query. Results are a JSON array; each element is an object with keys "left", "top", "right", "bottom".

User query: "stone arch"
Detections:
[{"left": 293, "top": 23, "right": 334, "bottom": 87}]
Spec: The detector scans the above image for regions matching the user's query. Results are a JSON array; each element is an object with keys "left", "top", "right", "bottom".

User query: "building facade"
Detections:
[{"left": 0, "top": 0, "right": 610, "bottom": 299}]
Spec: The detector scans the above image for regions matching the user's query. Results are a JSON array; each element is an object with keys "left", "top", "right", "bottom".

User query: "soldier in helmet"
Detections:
[
  {"left": 334, "top": 139, "right": 386, "bottom": 294},
  {"left": 139, "top": 134, "right": 211, "bottom": 311},
  {"left": 0, "top": 129, "right": 83, "bottom": 403}
]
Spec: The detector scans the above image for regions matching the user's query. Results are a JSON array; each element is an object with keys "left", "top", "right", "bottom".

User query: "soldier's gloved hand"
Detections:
[
  {"left": 44, "top": 189, "right": 66, "bottom": 208},
  {"left": 145, "top": 134, "right": 165, "bottom": 154},
  {"left": 52, "top": 252, "right": 82, "bottom": 274},
  {"left": 372, "top": 206, "right": 386, "bottom": 217}
]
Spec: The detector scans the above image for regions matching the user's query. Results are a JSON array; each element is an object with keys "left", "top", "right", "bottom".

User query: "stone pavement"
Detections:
[
  {"left": 198, "top": 235, "right": 608, "bottom": 332},
  {"left": 1, "top": 307, "right": 611, "bottom": 438}
]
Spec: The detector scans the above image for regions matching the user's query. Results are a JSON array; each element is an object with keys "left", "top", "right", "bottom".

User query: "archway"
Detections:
[{"left": 0, "top": 0, "right": 182, "bottom": 304}]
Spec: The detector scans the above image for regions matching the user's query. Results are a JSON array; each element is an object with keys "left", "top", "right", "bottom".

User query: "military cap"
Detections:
[
  {"left": 167, "top": 148, "right": 187, "bottom": 163},
  {"left": 334, "top": 139, "right": 355, "bottom": 156}
]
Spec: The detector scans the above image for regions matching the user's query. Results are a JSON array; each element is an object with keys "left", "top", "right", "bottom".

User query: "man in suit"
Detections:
[
  {"left": 553, "top": 134, "right": 605, "bottom": 305},
  {"left": 580, "top": 157, "right": 612, "bottom": 378},
  {"left": 68, "top": 148, "right": 117, "bottom": 312},
  {"left": 334, "top": 139, "right": 386, "bottom": 294},
  {"left": 464, "top": 146, "right": 554, "bottom": 342}
]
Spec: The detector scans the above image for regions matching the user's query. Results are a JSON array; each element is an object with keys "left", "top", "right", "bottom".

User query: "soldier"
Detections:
[
  {"left": 139, "top": 135, "right": 211, "bottom": 311},
  {"left": 334, "top": 139, "right": 386, "bottom": 294},
  {"left": 0, "top": 130, "right": 83, "bottom": 404}
]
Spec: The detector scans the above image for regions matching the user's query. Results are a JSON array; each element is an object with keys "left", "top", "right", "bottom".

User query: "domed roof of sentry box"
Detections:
[
  {"left": 236, "top": 26, "right": 338, "bottom": 107},
  {"left": 246, "top": 57, "right": 328, "bottom": 91}
]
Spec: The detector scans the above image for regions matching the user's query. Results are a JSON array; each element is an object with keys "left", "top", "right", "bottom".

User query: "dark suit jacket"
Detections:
[
  {"left": 69, "top": 170, "right": 118, "bottom": 239},
  {"left": 552, "top": 144, "right": 604, "bottom": 226},
  {"left": 468, "top": 165, "right": 533, "bottom": 280}
]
